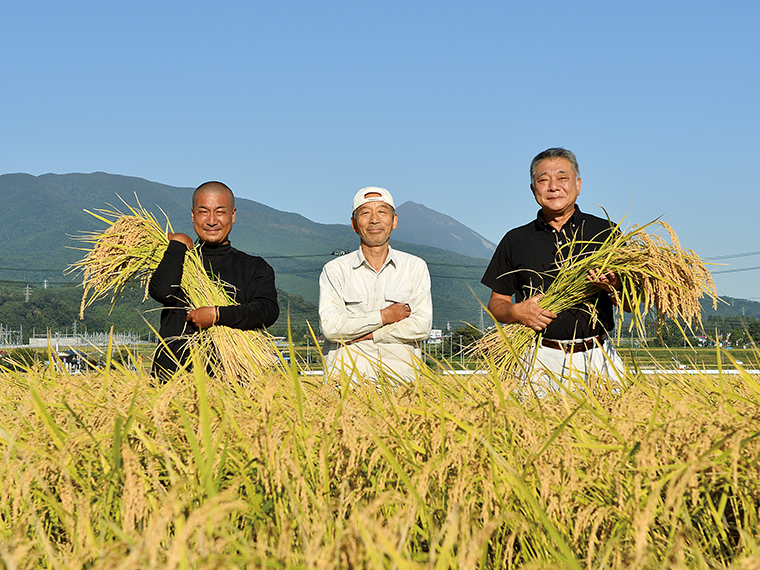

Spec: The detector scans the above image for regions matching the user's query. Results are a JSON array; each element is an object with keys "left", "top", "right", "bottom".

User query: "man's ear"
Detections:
[
  {"left": 350, "top": 217, "right": 357, "bottom": 234},
  {"left": 392, "top": 213, "right": 398, "bottom": 230},
  {"left": 231, "top": 207, "right": 237, "bottom": 224}
]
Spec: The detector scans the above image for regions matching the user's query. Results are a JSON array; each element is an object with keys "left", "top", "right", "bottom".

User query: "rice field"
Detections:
[{"left": 1, "top": 341, "right": 760, "bottom": 569}]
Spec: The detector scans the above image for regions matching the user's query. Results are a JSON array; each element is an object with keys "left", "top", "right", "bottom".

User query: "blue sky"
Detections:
[{"left": 2, "top": 1, "right": 758, "bottom": 300}]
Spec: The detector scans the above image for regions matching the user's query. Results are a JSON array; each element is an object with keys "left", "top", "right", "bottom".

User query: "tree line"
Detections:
[{"left": 0, "top": 283, "right": 319, "bottom": 344}]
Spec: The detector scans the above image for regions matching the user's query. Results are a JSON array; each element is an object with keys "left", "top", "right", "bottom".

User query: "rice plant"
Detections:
[{"left": 1, "top": 338, "right": 760, "bottom": 569}]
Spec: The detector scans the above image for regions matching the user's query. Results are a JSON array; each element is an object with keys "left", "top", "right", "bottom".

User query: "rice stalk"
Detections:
[
  {"left": 475, "top": 220, "right": 719, "bottom": 380},
  {"left": 68, "top": 194, "right": 278, "bottom": 379},
  {"left": 2, "top": 340, "right": 760, "bottom": 568}
]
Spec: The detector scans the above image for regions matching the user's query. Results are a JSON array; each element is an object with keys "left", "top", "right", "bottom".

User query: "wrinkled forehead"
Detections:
[{"left": 534, "top": 157, "right": 577, "bottom": 179}]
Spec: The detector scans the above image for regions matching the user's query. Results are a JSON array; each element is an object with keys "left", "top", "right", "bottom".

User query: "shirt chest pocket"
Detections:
[
  {"left": 337, "top": 282, "right": 365, "bottom": 312},
  {"left": 383, "top": 280, "right": 414, "bottom": 305}
]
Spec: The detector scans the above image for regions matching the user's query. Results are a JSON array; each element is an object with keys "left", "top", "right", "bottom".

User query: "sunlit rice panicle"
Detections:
[
  {"left": 4, "top": 340, "right": 760, "bottom": 567},
  {"left": 69, "top": 195, "right": 278, "bottom": 378},
  {"left": 475, "top": 220, "right": 718, "bottom": 380},
  {"left": 69, "top": 201, "right": 170, "bottom": 318}
]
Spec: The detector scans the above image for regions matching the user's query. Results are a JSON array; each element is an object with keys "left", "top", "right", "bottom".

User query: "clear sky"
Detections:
[{"left": 2, "top": 1, "right": 758, "bottom": 300}]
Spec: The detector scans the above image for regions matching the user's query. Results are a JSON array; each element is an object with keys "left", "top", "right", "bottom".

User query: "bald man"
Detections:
[{"left": 148, "top": 181, "right": 279, "bottom": 379}]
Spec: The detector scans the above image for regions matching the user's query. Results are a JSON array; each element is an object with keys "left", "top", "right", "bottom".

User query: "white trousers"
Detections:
[{"left": 522, "top": 337, "right": 626, "bottom": 395}]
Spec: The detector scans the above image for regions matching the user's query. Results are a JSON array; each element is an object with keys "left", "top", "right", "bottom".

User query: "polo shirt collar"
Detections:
[{"left": 535, "top": 206, "right": 581, "bottom": 233}]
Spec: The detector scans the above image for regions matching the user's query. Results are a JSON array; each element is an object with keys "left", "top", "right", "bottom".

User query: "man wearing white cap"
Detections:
[{"left": 319, "top": 187, "right": 433, "bottom": 382}]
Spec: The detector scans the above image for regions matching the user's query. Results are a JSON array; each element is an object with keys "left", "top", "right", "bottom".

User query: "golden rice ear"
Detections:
[{"left": 68, "top": 209, "right": 171, "bottom": 318}]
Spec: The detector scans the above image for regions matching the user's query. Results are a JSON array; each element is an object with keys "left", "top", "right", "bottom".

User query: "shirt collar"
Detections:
[
  {"left": 352, "top": 245, "right": 396, "bottom": 271},
  {"left": 535, "top": 206, "right": 581, "bottom": 233},
  {"left": 198, "top": 241, "right": 232, "bottom": 256}
]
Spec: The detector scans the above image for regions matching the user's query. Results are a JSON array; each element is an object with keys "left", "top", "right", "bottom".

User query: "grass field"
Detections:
[{"left": 1, "top": 340, "right": 760, "bottom": 569}]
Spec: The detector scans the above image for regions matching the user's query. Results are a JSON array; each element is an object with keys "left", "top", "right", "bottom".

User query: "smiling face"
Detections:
[
  {"left": 191, "top": 188, "right": 236, "bottom": 245},
  {"left": 530, "top": 157, "right": 581, "bottom": 219},
  {"left": 351, "top": 198, "right": 398, "bottom": 248}
]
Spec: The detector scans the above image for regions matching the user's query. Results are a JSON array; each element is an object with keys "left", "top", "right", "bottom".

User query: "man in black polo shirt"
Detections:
[{"left": 481, "top": 147, "right": 625, "bottom": 388}]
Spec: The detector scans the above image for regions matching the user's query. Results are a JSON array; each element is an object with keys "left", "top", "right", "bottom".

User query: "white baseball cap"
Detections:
[{"left": 352, "top": 187, "right": 395, "bottom": 213}]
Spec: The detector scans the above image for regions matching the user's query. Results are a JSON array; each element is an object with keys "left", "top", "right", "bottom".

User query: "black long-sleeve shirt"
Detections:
[{"left": 148, "top": 240, "right": 279, "bottom": 377}]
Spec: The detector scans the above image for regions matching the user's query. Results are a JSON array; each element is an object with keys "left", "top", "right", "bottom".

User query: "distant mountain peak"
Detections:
[{"left": 393, "top": 201, "right": 495, "bottom": 259}]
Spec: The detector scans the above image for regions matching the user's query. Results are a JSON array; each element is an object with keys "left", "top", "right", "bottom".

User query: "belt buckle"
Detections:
[{"left": 543, "top": 333, "right": 603, "bottom": 353}]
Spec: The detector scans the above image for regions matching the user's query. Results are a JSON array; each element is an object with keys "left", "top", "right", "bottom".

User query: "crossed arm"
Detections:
[{"left": 319, "top": 263, "right": 433, "bottom": 345}]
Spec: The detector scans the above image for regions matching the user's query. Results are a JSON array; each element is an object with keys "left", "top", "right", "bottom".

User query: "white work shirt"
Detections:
[{"left": 319, "top": 246, "right": 433, "bottom": 382}]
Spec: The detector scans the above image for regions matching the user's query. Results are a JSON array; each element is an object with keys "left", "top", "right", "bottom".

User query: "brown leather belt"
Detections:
[{"left": 540, "top": 333, "right": 606, "bottom": 353}]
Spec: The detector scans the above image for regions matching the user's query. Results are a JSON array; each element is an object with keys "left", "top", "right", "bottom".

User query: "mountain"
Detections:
[
  {"left": 394, "top": 201, "right": 496, "bottom": 259},
  {"left": 1, "top": 171, "right": 756, "bottom": 337},
  {"left": 0, "top": 172, "right": 491, "bottom": 331},
  {"left": 701, "top": 296, "right": 760, "bottom": 319}
]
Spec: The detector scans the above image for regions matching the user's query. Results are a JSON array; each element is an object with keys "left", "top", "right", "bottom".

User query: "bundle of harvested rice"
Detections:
[
  {"left": 69, "top": 196, "right": 279, "bottom": 379},
  {"left": 69, "top": 201, "right": 170, "bottom": 318},
  {"left": 475, "top": 220, "right": 718, "bottom": 380}
]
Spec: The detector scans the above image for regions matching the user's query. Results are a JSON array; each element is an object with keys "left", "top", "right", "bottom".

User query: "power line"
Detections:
[
  {"left": 705, "top": 251, "right": 760, "bottom": 261},
  {"left": 430, "top": 274, "right": 484, "bottom": 280},
  {"left": 257, "top": 253, "right": 338, "bottom": 259},
  {"left": 0, "top": 266, "right": 66, "bottom": 272},
  {"left": 0, "top": 279, "right": 79, "bottom": 285},
  {"left": 712, "top": 266, "right": 760, "bottom": 275},
  {"left": 1, "top": 248, "right": 757, "bottom": 278}
]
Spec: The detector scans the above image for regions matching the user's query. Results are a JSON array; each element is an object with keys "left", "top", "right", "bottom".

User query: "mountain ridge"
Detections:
[
  {"left": 0, "top": 172, "right": 491, "bottom": 330},
  {"left": 393, "top": 201, "right": 495, "bottom": 259},
  {"left": 3, "top": 171, "right": 756, "bottom": 332}
]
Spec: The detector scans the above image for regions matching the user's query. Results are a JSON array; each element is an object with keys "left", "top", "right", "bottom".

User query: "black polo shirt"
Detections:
[{"left": 481, "top": 207, "right": 616, "bottom": 340}]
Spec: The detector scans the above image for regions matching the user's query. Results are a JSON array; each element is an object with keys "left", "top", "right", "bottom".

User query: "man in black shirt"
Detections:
[
  {"left": 149, "top": 181, "right": 279, "bottom": 379},
  {"left": 481, "top": 148, "right": 625, "bottom": 387}
]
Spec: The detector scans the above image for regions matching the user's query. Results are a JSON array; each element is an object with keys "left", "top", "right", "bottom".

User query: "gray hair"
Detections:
[{"left": 529, "top": 148, "right": 580, "bottom": 184}]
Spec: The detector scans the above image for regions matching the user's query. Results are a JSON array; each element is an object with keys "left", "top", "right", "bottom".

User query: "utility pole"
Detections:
[
  {"left": 24, "top": 285, "right": 32, "bottom": 302},
  {"left": 43, "top": 279, "right": 48, "bottom": 289},
  {"left": 479, "top": 306, "right": 485, "bottom": 332}
]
